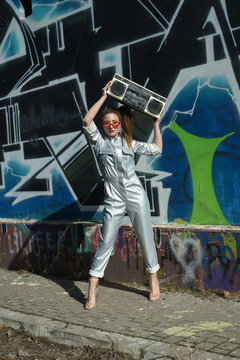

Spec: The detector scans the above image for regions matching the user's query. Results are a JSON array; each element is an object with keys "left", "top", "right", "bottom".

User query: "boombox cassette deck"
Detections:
[{"left": 107, "top": 73, "right": 166, "bottom": 118}]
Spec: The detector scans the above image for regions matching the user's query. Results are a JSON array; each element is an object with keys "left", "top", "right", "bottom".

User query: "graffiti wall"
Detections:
[
  {"left": 0, "top": 0, "right": 239, "bottom": 225},
  {"left": 1, "top": 223, "right": 239, "bottom": 291}
]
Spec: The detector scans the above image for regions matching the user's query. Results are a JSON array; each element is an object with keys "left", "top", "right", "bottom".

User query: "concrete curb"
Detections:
[{"left": 0, "top": 306, "right": 234, "bottom": 360}]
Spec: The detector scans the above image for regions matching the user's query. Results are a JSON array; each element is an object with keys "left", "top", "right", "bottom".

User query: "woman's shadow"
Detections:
[
  {"left": 6, "top": 225, "right": 150, "bottom": 307},
  {"left": 40, "top": 274, "right": 149, "bottom": 307}
]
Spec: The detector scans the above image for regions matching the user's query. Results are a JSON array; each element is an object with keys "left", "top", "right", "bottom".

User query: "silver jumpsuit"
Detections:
[{"left": 84, "top": 122, "right": 161, "bottom": 278}]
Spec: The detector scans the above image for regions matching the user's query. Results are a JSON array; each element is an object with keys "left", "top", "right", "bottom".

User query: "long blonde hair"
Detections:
[{"left": 101, "top": 106, "right": 135, "bottom": 149}]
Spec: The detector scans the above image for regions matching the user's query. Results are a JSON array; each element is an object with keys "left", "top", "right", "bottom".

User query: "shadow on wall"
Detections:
[
  {"left": 0, "top": 221, "right": 152, "bottom": 282},
  {"left": 0, "top": 222, "right": 92, "bottom": 279},
  {"left": 0, "top": 220, "right": 163, "bottom": 284}
]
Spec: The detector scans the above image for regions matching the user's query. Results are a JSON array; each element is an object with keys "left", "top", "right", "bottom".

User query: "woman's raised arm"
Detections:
[
  {"left": 152, "top": 110, "right": 163, "bottom": 152},
  {"left": 83, "top": 81, "right": 112, "bottom": 127}
]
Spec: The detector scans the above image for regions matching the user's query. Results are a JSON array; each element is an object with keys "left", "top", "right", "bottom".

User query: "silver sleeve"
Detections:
[
  {"left": 83, "top": 122, "right": 101, "bottom": 144},
  {"left": 132, "top": 140, "right": 161, "bottom": 155}
]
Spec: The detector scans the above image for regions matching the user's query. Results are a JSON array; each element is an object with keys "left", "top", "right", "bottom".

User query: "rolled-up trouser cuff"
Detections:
[
  {"left": 90, "top": 265, "right": 160, "bottom": 278},
  {"left": 89, "top": 269, "right": 104, "bottom": 278},
  {"left": 146, "top": 264, "right": 160, "bottom": 274}
]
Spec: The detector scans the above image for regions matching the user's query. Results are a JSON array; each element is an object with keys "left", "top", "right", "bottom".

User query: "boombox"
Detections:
[{"left": 107, "top": 73, "right": 166, "bottom": 118}]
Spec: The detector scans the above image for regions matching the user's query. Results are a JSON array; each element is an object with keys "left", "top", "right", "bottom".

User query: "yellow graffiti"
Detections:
[
  {"left": 164, "top": 326, "right": 195, "bottom": 337},
  {"left": 163, "top": 321, "right": 233, "bottom": 337},
  {"left": 221, "top": 232, "right": 237, "bottom": 260}
]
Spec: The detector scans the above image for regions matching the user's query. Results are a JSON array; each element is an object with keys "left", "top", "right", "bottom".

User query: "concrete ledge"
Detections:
[
  {"left": 0, "top": 306, "right": 235, "bottom": 360},
  {"left": 0, "top": 306, "right": 155, "bottom": 358}
]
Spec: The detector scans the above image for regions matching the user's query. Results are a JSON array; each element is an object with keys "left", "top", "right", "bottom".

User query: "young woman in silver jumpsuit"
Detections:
[{"left": 83, "top": 81, "right": 163, "bottom": 309}]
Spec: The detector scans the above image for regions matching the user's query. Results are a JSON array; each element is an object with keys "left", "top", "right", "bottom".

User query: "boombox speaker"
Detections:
[{"left": 107, "top": 73, "right": 166, "bottom": 118}]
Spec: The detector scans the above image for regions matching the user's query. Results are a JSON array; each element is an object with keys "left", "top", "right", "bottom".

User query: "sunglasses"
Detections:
[{"left": 102, "top": 120, "right": 121, "bottom": 128}]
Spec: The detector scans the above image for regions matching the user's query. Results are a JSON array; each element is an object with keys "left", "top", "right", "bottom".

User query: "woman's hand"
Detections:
[
  {"left": 102, "top": 80, "right": 112, "bottom": 98},
  {"left": 152, "top": 107, "right": 164, "bottom": 125}
]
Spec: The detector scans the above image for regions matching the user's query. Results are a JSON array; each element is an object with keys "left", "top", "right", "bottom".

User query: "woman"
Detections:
[{"left": 83, "top": 81, "right": 163, "bottom": 309}]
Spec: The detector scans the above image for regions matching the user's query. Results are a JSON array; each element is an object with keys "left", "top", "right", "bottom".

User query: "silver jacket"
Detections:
[{"left": 84, "top": 122, "right": 161, "bottom": 181}]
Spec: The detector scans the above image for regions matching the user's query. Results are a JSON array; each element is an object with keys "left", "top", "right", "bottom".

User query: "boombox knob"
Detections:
[
  {"left": 147, "top": 99, "right": 163, "bottom": 115},
  {"left": 110, "top": 81, "right": 126, "bottom": 97}
]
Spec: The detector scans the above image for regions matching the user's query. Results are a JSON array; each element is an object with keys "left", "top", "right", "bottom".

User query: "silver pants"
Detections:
[{"left": 89, "top": 175, "right": 160, "bottom": 278}]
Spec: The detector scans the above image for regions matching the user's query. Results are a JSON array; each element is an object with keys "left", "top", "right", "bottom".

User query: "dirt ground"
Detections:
[{"left": 0, "top": 325, "right": 135, "bottom": 360}]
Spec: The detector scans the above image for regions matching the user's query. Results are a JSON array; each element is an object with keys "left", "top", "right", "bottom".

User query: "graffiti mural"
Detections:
[
  {"left": 0, "top": 0, "right": 240, "bottom": 227},
  {"left": 169, "top": 233, "right": 202, "bottom": 285},
  {"left": 1, "top": 224, "right": 239, "bottom": 291}
]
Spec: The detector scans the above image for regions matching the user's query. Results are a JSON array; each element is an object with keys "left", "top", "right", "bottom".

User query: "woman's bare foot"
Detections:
[
  {"left": 85, "top": 277, "right": 99, "bottom": 309},
  {"left": 149, "top": 272, "right": 160, "bottom": 301}
]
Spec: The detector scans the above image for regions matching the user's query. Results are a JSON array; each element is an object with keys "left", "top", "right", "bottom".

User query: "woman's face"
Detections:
[{"left": 102, "top": 113, "right": 121, "bottom": 138}]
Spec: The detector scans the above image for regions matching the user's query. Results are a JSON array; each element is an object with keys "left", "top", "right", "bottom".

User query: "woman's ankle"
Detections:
[
  {"left": 149, "top": 272, "right": 160, "bottom": 301},
  {"left": 85, "top": 277, "right": 99, "bottom": 309}
]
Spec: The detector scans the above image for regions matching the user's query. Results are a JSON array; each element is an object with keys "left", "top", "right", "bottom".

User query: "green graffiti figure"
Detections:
[{"left": 169, "top": 115, "right": 234, "bottom": 225}]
